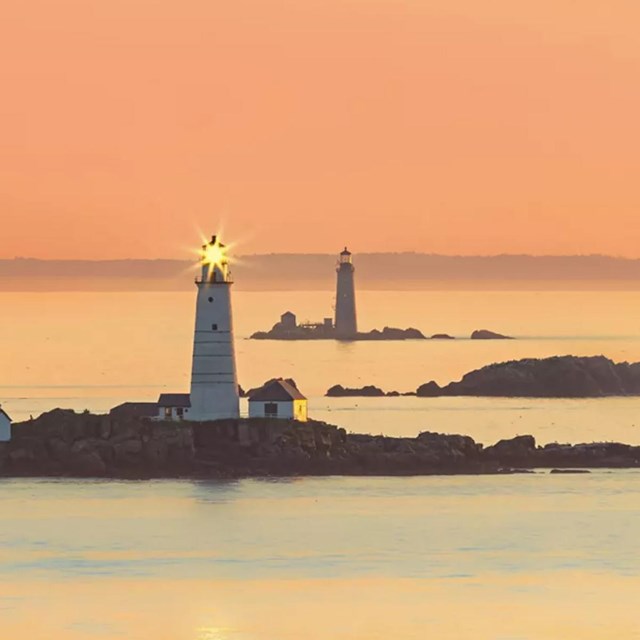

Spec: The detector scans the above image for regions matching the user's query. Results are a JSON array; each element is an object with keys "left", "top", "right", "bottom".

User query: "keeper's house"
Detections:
[
  {"left": 248, "top": 379, "right": 308, "bottom": 422},
  {"left": 0, "top": 405, "right": 12, "bottom": 442},
  {"left": 157, "top": 393, "right": 191, "bottom": 421}
]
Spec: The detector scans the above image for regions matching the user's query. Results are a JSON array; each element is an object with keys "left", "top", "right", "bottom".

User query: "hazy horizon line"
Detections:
[
  {"left": 3, "top": 253, "right": 640, "bottom": 292},
  {"left": 5, "top": 251, "right": 640, "bottom": 262}
]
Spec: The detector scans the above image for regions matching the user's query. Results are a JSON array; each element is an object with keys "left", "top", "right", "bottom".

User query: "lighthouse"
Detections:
[
  {"left": 334, "top": 247, "right": 358, "bottom": 339},
  {"left": 187, "top": 235, "right": 240, "bottom": 421}
]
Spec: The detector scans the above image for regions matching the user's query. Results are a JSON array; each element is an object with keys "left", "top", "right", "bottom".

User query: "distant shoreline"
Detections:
[
  {"left": 3, "top": 278, "right": 640, "bottom": 292},
  {"left": 3, "top": 253, "right": 640, "bottom": 291}
]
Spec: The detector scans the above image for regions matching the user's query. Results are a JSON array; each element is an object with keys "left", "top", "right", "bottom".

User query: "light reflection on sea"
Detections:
[{"left": 0, "top": 474, "right": 639, "bottom": 639}]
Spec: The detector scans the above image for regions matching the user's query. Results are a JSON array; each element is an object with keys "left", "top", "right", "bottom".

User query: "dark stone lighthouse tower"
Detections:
[{"left": 334, "top": 247, "right": 357, "bottom": 339}]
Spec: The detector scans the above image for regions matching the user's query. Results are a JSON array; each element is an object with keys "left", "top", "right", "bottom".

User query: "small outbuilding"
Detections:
[
  {"left": 279, "top": 311, "right": 297, "bottom": 330},
  {"left": 248, "top": 379, "right": 307, "bottom": 422},
  {"left": 110, "top": 402, "right": 158, "bottom": 421},
  {"left": 157, "top": 393, "right": 191, "bottom": 421},
  {"left": 0, "top": 405, "right": 12, "bottom": 442}
]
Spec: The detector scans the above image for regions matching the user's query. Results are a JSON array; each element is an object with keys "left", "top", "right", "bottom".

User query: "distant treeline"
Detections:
[{"left": 2, "top": 254, "right": 640, "bottom": 290}]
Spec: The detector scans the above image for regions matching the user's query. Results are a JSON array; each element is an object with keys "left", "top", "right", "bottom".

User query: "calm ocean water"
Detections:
[
  {"left": 2, "top": 289, "right": 640, "bottom": 638},
  {"left": 1, "top": 473, "right": 639, "bottom": 639}
]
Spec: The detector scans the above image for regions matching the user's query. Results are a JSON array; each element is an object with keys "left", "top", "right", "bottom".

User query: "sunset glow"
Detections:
[
  {"left": 2, "top": 3, "right": 639, "bottom": 640},
  {"left": 2, "top": 0, "right": 640, "bottom": 259}
]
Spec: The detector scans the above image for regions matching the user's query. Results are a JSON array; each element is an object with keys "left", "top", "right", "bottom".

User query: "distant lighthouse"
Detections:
[
  {"left": 188, "top": 235, "right": 240, "bottom": 421},
  {"left": 334, "top": 247, "right": 357, "bottom": 338}
]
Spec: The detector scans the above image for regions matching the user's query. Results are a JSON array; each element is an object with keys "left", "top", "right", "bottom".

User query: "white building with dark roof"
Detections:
[
  {"left": 157, "top": 393, "right": 191, "bottom": 421},
  {"left": 0, "top": 405, "right": 12, "bottom": 442},
  {"left": 248, "top": 379, "right": 308, "bottom": 422}
]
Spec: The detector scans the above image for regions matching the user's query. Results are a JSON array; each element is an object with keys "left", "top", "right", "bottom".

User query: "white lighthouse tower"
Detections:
[
  {"left": 334, "top": 247, "right": 358, "bottom": 339},
  {"left": 187, "top": 235, "right": 240, "bottom": 421}
]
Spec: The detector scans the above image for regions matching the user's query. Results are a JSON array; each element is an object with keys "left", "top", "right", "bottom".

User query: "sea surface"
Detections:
[
  {"left": 2, "top": 288, "right": 640, "bottom": 638},
  {"left": 1, "top": 473, "right": 640, "bottom": 639}
]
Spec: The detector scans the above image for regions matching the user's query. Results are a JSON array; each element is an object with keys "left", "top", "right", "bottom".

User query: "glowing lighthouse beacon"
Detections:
[
  {"left": 188, "top": 235, "right": 240, "bottom": 421},
  {"left": 334, "top": 247, "right": 358, "bottom": 339}
]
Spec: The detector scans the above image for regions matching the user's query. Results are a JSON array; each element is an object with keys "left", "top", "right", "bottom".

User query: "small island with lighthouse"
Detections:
[
  {"left": 250, "top": 247, "right": 428, "bottom": 341},
  {"left": 250, "top": 247, "right": 513, "bottom": 341}
]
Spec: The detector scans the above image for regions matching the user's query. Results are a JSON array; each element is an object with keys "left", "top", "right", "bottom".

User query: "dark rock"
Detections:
[
  {"left": 550, "top": 468, "right": 591, "bottom": 474},
  {"left": 47, "top": 437, "right": 72, "bottom": 461},
  {"left": 471, "top": 329, "right": 513, "bottom": 340},
  {"left": 326, "top": 384, "right": 385, "bottom": 397},
  {"left": 416, "top": 355, "right": 640, "bottom": 398},
  {"left": 431, "top": 333, "right": 455, "bottom": 340},
  {"left": 143, "top": 438, "right": 170, "bottom": 467},
  {"left": 114, "top": 438, "right": 143, "bottom": 456},
  {"left": 484, "top": 435, "right": 537, "bottom": 467},
  {"left": 371, "top": 327, "right": 426, "bottom": 340},
  {"left": 69, "top": 451, "right": 107, "bottom": 477},
  {"left": 3, "top": 410, "right": 194, "bottom": 478},
  {"left": 111, "top": 424, "right": 140, "bottom": 444},
  {"left": 415, "top": 381, "right": 442, "bottom": 397},
  {"left": 417, "top": 431, "right": 481, "bottom": 458}
]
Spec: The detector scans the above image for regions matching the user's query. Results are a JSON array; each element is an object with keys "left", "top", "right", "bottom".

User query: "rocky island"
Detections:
[
  {"left": 251, "top": 248, "right": 429, "bottom": 341},
  {"left": 470, "top": 329, "right": 513, "bottom": 340},
  {"left": 326, "top": 384, "right": 414, "bottom": 397},
  {"left": 251, "top": 312, "right": 512, "bottom": 342},
  {"left": 1, "top": 408, "right": 639, "bottom": 478},
  {"left": 250, "top": 312, "right": 426, "bottom": 341},
  {"left": 417, "top": 355, "right": 640, "bottom": 397},
  {"left": 325, "top": 355, "right": 640, "bottom": 398}
]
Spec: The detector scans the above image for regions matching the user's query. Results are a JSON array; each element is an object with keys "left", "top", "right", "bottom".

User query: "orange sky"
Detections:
[{"left": 2, "top": 0, "right": 640, "bottom": 259}]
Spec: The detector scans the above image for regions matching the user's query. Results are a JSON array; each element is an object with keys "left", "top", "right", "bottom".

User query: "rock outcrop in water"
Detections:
[
  {"left": 417, "top": 355, "right": 640, "bottom": 397},
  {"left": 1, "top": 409, "right": 639, "bottom": 478},
  {"left": 327, "top": 385, "right": 385, "bottom": 397},
  {"left": 325, "top": 384, "right": 414, "bottom": 397},
  {"left": 0, "top": 409, "right": 194, "bottom": 478},
  {"left": 327, "top": 355, "right": 640, "bottom": 398},
  {"left": 471, "top": 329, "right": 513, "bottom": 339}
]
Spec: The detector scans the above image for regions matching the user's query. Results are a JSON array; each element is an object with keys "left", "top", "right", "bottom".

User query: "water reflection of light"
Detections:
[{"left": 197, "top": 627, "right": 232, "bottom": 640}]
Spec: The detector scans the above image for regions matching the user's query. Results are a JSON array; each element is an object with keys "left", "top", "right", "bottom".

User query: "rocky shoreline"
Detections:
[
  {"left": 326, "top": 355, "right": 640, "bottom": 398},
  {"left": 0, "top": 409, "right": 638, "bottom": 479},
  {"left": 251, "top": 324, "right": 511, "bottom": 342},
  {"left": 251, "top": 326, "right": 427, "bottom": 340},
  {"left": 418, "top": 355, "right": 640, "bottom": 397}
]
